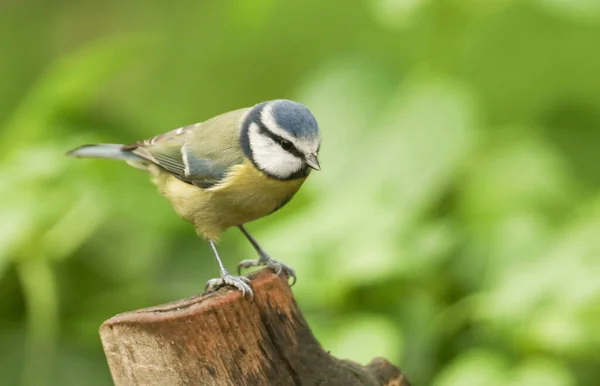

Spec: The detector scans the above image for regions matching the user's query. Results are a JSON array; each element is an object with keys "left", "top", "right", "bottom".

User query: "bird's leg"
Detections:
[
  {"left": 236, "top": 225, "right": 297, "bottom": 285},
  {"left": 204, "top": 239, "right": 253, "bottom": 298}
]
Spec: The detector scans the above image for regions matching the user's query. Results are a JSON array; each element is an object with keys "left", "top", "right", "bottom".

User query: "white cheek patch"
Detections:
[{"left": 248, "top": 123, "right": 304, "bottom": 179}]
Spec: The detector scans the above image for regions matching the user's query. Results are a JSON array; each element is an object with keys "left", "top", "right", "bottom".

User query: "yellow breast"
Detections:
[{"left": 150, "top": 160, "right": 307, "bottom": 240}]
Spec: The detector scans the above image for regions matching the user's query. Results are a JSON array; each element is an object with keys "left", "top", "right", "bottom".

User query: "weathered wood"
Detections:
[{"left": 100, "top": 269, "right": 410, "bottom": 386}]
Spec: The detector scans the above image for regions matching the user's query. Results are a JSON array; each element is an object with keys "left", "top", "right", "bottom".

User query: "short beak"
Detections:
[{"left": 305, "top": 154, "right": 321, "bottom": 171}]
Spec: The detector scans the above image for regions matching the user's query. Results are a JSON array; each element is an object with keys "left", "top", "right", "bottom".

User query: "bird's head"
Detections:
[{"left": 241, "top": 99, "right": 321, "bottom": 180}]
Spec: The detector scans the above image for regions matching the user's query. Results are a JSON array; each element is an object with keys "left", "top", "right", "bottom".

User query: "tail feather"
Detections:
[{"left": 66, "top": 144, "right": 145, "bottom": 163}]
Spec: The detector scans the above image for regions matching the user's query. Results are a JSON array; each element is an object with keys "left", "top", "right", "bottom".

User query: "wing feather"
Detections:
[{"left": 123, "top": 108, "right": 248, "bottom": 187}]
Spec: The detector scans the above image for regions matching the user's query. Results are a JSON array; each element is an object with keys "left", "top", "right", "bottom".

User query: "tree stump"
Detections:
[{"left": 99, "top": 269, "right": 410, "bottom": 386}]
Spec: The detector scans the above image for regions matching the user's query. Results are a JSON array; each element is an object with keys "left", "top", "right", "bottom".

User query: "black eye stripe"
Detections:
[{"left": 257, "top": 122, "right": 304, "bottom": 158}]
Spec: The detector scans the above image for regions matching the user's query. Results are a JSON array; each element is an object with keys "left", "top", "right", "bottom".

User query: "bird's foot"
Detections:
[
  {"left": 204, "top": 272, "right": 253, "bottom": 298},
  {"left": 237, "top": 256, "right": 297, "bottom": 286}
]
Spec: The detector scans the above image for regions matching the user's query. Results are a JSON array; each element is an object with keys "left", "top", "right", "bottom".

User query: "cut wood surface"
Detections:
[{"left": 100, "top": 269, "right": 410, "bottom": 386}]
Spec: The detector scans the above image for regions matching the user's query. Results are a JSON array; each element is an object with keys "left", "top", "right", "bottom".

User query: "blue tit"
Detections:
[{"left": 67, "top": 99, "right": 321, "bottom": 297}]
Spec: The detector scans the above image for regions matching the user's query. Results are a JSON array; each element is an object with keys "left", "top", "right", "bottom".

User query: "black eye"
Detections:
[{"left": 280, "top": 140, "right": 294, "bottom": 152}]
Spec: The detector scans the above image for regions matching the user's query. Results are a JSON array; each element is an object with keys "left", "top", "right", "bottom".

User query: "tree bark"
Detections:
[{"left": 99, "top": 269, "right": 410, "bottom": 386}]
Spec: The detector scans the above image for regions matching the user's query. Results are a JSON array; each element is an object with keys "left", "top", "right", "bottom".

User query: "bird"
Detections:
[{"left": 67, "top": 99, "right": 321, "bottom": 298}]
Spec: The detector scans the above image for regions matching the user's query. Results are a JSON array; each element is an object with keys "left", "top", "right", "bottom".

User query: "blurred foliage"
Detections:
[{"left": 1, "top": 0, "right": 600, "bottom": 385}]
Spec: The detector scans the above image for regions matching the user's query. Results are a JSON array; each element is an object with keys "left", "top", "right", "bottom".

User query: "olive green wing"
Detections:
[{"left": 124, "top": 108, "right": 248, "bottom": 188}]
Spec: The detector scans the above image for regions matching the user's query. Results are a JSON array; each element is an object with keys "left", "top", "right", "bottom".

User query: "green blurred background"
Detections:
[{"left": 2, "top": 0, "right": 600, "bottom": 385}]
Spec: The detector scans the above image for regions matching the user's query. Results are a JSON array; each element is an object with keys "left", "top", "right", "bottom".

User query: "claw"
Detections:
[
  {"left": 237, "top": 259, "right": 257, "bottom": 275},
  {"left": 237, "top": 256, "right": 297, "bottom": 286},
  {"left": 204, "top": 273, "right": 254, "bottom": 298}
]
